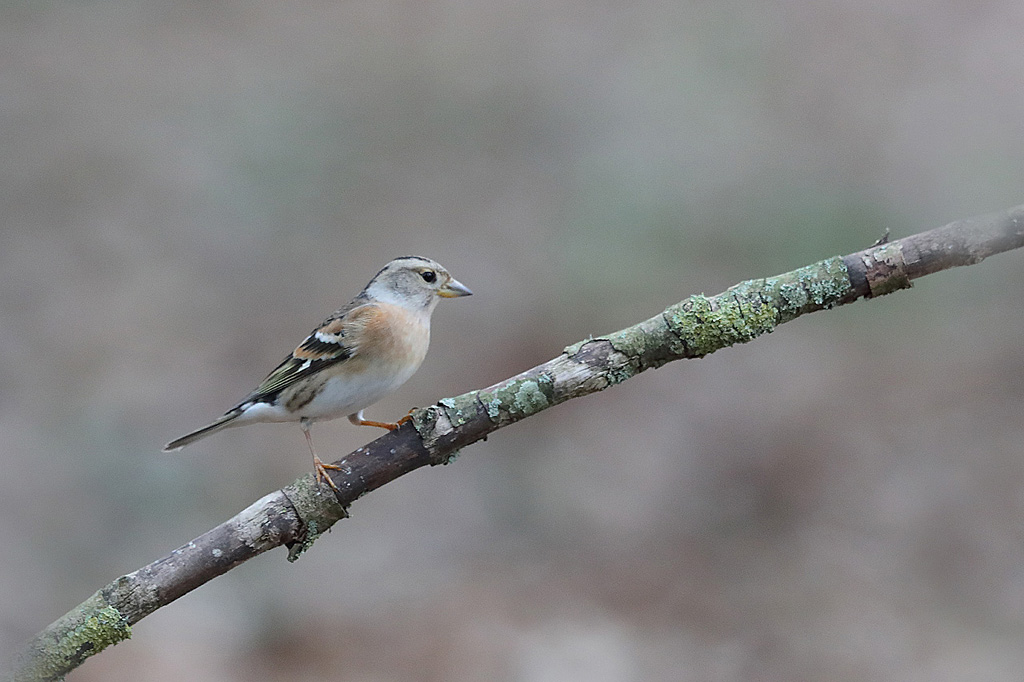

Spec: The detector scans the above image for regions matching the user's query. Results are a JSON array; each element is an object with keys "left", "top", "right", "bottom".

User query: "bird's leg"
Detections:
[
  {"left": 347, "top": 409, "right": 401, "bottom": 431},
  {"left": 301, "top": 418, "right": 341, "bottom": 492}
]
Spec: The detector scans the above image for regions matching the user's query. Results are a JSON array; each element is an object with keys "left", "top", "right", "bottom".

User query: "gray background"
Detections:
[{"left": 2, "top": 1, "right": 1024, "bottom": 680}]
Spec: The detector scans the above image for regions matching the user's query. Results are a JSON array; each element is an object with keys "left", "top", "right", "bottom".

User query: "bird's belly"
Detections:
[{"left": 291, "top": 365, "right": 417, "bottom": 421}]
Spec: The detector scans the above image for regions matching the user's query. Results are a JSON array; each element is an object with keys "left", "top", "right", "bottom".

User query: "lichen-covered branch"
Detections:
[{"left": 6, "top": 203, "right": 1023, "bottom": 682}]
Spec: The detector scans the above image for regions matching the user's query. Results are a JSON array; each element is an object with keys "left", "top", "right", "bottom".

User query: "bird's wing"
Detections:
[{"left": 244, "top": 302, "right": 376, "bottom": 404}]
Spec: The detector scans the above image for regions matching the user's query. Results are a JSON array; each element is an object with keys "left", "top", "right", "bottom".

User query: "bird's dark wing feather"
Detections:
[{"left": 243, "top": 303, "right": 373, "bottom": 404}]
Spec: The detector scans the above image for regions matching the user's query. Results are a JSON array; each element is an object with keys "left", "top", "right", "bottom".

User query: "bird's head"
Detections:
[{"left": 363, "top": 256, "right": 472, "bottom": 312}]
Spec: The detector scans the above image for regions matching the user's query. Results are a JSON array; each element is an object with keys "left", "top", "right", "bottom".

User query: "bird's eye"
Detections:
[{"left": 420, "top": 271, "right": 437, "bottom": 283}]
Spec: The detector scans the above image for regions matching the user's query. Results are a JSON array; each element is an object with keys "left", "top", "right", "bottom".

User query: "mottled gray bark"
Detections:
[{"left": 6, "top": 204, "right": 1023, "bottom": 682}]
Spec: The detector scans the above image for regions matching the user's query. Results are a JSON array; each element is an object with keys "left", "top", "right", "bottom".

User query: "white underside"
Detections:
[{"left": 232, "top": 364, "right": 419, "bottom": 426}]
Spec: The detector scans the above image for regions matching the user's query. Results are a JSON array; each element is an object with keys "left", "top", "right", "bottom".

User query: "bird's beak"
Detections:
[{"left": 438, "top": 277, "right": 473, "bottom": 298}]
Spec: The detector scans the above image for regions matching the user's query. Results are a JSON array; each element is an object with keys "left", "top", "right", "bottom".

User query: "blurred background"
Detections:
[{"left": 2, "top": 1, "right": 1024, "bottom": 680}]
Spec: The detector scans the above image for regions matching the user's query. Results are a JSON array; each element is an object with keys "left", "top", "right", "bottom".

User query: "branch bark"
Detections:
[{"left": 6, "top": 204, "right": 1024, "bottom": 682}]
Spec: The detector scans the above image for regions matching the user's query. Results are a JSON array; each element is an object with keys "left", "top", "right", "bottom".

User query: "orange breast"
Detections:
[{"left": 356, "top": 302, "right": 430, "bottom": 370}]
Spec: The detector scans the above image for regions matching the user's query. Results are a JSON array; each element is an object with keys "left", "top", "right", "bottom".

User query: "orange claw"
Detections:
[{"left": 313, "top": 455, "right": 343, "bottom": 492}]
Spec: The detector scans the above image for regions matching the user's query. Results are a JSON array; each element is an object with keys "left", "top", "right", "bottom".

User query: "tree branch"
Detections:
[{"left": 6, "top": 204, "right": 1023, "bottom": 682}]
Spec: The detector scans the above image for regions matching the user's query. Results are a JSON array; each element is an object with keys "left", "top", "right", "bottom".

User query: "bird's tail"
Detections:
[{"left": 163, "top": 409, "right": 244, "bottom": 452}]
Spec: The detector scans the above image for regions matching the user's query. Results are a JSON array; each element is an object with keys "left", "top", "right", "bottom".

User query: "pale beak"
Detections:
[{"left": 438, "top": 277, "right": 473, "bottom": 298}]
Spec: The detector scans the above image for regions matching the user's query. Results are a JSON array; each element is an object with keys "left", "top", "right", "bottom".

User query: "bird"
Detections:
[{"left": 163, "top": 256, "right": 472, "bottom": 490}]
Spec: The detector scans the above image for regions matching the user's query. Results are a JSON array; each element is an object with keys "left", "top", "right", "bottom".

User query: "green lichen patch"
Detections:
[
  {"left": 753, "top": 256, "right": 852, "bottom": 322},
  {"left": 800, "top": 256, "right": 851, "bottom": 308},
  {"left": 664, "top": 292, "right": 778, "bottom": 358},
  {"left": 772, "top": 280, "right": 811, "bottom": 320},
  {"left": 477, "top": 374, "right": 555, "bottom": 426},
  {"left": 438, "top": 392, "right": 482, "bottom": 427},
  {"left": 562, "top": 257, "right": 852, "bottom": 369},
  {"left": 604, "top": 324, "right": 648, "bottom": 359},
  {"left": 483, "top": 396, "right": 502, "bottom": 422},
  {"left": 54, "top": 603, "right": 131, "bottom": 671}
]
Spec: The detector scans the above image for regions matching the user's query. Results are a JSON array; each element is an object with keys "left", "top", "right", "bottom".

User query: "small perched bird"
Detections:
[{"left": 164, "top": 256, "right": 472, "bottom": 490}]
